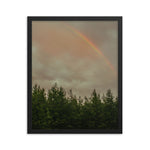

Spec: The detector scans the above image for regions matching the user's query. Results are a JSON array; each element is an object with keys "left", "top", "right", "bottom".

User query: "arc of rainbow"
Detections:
[{"left": 63, "top": 23, "right": 117, "bottom": 76}]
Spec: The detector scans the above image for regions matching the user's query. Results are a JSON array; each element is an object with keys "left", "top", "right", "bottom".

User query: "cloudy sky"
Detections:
[{"left": 32, "top": 21, "right": 118, "bottom": 97}]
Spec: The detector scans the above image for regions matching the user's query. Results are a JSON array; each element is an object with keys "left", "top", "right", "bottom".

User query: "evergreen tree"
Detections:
[{"left": 32, "top": 84, "right": 119, "bottom": 129}]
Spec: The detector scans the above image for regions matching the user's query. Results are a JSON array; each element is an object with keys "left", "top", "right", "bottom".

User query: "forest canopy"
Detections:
[{"left": 32, "top": 84, "right": 119, "bottom": 129}]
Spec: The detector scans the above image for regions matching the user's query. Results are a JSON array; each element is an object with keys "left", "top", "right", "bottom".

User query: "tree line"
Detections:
[{"left": 32, "top": 84, "right": 119, "bottom": 129}]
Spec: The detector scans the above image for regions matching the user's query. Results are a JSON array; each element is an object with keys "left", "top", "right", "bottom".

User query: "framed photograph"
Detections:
[{"left": 28, "top": 16, "right": 122, "bottom": 133}]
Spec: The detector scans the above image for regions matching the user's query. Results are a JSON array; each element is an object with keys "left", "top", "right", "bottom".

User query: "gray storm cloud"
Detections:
[{"left": 32, "top": 21, "right": 118, "bottom": 97}]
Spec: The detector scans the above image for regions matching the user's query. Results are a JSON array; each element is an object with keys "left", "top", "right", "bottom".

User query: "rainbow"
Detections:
[{"left": 64, "top": 23, "right": 117, "bottom": 76}]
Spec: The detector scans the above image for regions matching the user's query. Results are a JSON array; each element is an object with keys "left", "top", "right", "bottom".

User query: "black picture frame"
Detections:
[{"left": 27, "top": 16, "right": 122, "bottom": 134}]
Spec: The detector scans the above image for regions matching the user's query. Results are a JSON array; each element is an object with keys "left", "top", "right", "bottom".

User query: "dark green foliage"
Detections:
[{"left": 32, "top": 84, "right": 119, "bottom": 129}]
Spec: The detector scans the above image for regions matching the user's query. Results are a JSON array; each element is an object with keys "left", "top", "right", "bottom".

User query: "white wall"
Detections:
[{"left": 0, "top": 0, "right": 150, "bottom": 150}]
